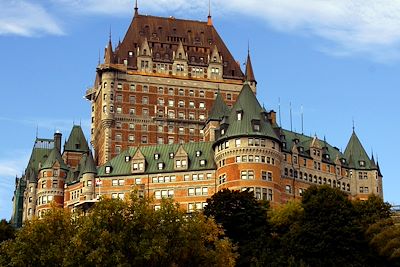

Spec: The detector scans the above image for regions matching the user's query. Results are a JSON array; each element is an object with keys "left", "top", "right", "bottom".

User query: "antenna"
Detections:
[
  {"left": 36, "top": 125, "right": 38, "bottom": 138},
  {"left": 278, "top": 97, "right": 282, "bottom": 127},
  {"left": 290, "top": 102, "right": 293, "bottom": 132},
  {"left": 98, "top": 48, "right": 101, "bottom": 65},
  {"left": 301, "top": 104, "right": 304, "bottom": 134}
]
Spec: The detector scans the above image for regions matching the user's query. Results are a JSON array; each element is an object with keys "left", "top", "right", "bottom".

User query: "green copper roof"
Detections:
[
  {"left": 41, "top": 147, "right": 69, "bottom": 170},
  {"left": 25, "top": 138, "right": 54, "bottom": 178},
  {"left": 98, "top": 142, "right": 215, "bottom": 176},
  {"left": 344, "top": 131, "right": 374, "bottom": 169},
  {"left": 280, "top": 129, "right": 345, "bottom": 163},
  {"left": 82, "top": 152, "right": 97, "bottom": 175},
  {"left": 207, "top": 91, "right": 230, "bottom": 121},
  {"left": 217, "top": 83, "right": 279, "bottom": 142},
  {"left": 64, "top": 125, "right": 89, "bottom": 153}
]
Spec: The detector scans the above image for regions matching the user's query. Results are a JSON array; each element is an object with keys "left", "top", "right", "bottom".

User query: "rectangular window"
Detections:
[{"left": 235, "top": 139, "right": 241, "bottom": 147}]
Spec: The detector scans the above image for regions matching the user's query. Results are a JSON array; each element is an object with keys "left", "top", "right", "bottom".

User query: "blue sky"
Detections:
[{"left": 1, "top": 0, "right": 399, "bottom": 219}]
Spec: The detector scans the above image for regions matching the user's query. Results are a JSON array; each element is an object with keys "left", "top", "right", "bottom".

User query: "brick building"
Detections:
[{"left": 11, "top": 5, "right": 382, "bottom": 227}]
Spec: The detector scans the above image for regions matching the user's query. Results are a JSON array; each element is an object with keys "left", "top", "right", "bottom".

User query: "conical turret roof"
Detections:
[
  {"left": 104, "top": 37, "right": 114, "bottom": 64},
  {"left": 82, "top": 152, "right": 97, "bottom": 175},
  {"left": 245, "top": 51, "right": 256, "bottom": 83},
  {"left": 344, "top": 131, "right": 374, "bottom": 169},
  {"left": 41, "top": 147, "right": 69, "bottom": 170},
  {"left": 207, "top": 90, "right": 230, "bottom": 122},
  {"left": 64, "top": 125, "right": 89, "bottom": 153},
  {"left": 217, "top": 83, "right": 279, "bottom": 142}
]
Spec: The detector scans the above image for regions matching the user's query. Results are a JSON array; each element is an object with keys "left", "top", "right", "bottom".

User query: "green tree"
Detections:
[
  {"left": 366, "top": 219, "right": 400, "bottom": 266},
  {"left": 283, "top": 185, "right": 375, "bottom": 267},
  {"left": 0, "top": 219, "right": 15, "bottom": 243},
  {"left": 64, "top": 193, "right": 236, "bottom": 267},
  {"left": 353, "top": 194, "right": 392, "bottom": 229},
  {"left": 0, "top": 207, "right": 75, "bottom": 267},
  {"left": 203, "top": 189, "right": 272, "bottom": 267}
]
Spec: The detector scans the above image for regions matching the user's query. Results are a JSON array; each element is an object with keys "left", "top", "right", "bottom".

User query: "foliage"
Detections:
[
  {"left": 0, "top": 194, "right": 236, "bottom": 267},
  {"left": 366, "top": 219, "right": 400, "bottom": 266},
  {"left": 281, "top": 185, "right": 376, "bottom": 267},
  {"left": 0, "top": 206, "right": 75, "bottom": 267},
  {"left": 0, "top": 219, "right": 15, "bottom": 243},
  {"left": 353, "top": 194, "right": 392, "bottom": 229},
  {"left": 203, "top": 189, "right": 272, "bottom": 267}
]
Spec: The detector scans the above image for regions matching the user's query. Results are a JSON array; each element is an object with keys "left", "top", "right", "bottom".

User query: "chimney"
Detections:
[{"left": 54, "top": 131, "right": 62, "bottom": 153}]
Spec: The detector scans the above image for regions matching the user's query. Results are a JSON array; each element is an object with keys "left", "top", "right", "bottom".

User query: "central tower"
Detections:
[{"left": 86, "top": 4, "right": 255, "bottom": 165}]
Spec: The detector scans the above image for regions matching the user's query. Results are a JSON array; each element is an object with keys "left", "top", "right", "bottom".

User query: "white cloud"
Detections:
[
  {"left": 0, "top": 0, "right": 64, "bottom": 37},
  {"left": 55, "top": 0, "right": 400, "bottom": 61}
]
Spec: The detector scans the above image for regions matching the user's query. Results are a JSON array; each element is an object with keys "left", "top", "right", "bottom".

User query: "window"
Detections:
[
  {"left": 184, "top": 174, "right": 190, "bottom": 181},
  {"left": 199, "top": 159, "right": 206, "bottom": 166},
  {"left": 133, "top": 162, "right": 144, "bottom": 171},
  {"left": 237, "top": 111, "right": 242, "bottom": 120},
  {"left": 219, "top": 174, "right": 226, "bottom": 184},
  {"left": 142, "top": 135, "right": 148, "bottom": 144},
  {"left": 199, "top": 102, "right": 205, "bottom": 109},
  {"left": 157, "top": 162, "right": 164, "bottom": 170},
  {"left": 117, "top": 83, "right": 122, "bottom": 90},
  {"left": 52, "top": 180, "right": 58, "bottom": 188},
  {"left": 189, "top": 101, "right": 195, "bottom": 108},
  {"left": 285, "top": 185, "right": 292, "bottom": 194},
  {"left": 235, "top": 139, "right": 241, "bottom": 147}
]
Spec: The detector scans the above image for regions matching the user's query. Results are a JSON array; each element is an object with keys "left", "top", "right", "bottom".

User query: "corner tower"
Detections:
[
  {"left": 213, "top": 84, "right": 282, "bottom": 203},
  {"left": 344, "top": 130, "right": 383, "bottom": 199}
]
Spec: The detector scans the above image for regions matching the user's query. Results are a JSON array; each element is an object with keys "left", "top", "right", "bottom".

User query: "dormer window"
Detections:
[
  {"left": 221, "top": 128, "right": 225, "bottom": 135},
  {"left": 105, "top": 166, "right": 112, "bottom": 174},
  {"left": 359, "top": 160, "right": 365, "bottom": 167},
  {"left": 236, "top": 111, "right": 243, "bottom": 121},
  {"left": 294, "top": 138, "right": 299, "bottom": 144},
  {"left": 252, "top": 119, "right": 260, "bottom": 132},
  {"left": 157, "top": 162, "right": 164, "bottom": 170},
  {"left": 154, "top": 153, "right": 160, "bottom": 160},
  {"left": 195, "top": 151, "right": 202, "bottom": 157},
  {"left": 282, "top": 142, "right": 287, "bottom": 149},
  {"left": 128, "top": 51, "right": 133, "bottom": 57},
  {"left": 125, "top": 156, "right": 131, "bottom": 162},
  {"left": 199, "top": 159, "right": 207, "bottom": 166},
  {"left": 341, "top": 158, "right": 346, "bottom": 164},
  {"left": 299, "top": 147, "right": 304, "bottom": 153},
  {"left": 169, "top": 152, "right": 174, "bottom": 159},
  {"left": 133, "top": 162, "right": 144, "bottom": 171},
  {"left": 325, "top": 154, "right": 330, "bottom": 160}
]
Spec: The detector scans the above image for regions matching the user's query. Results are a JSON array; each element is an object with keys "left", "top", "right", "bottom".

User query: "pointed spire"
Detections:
[
  {"left": 208, "top": 90, "right": 230, "bottom": 121},
  {"left": 104, "top": 31, "right": 114, "bottom": 64},
  {"left": 344, "top": 130, "right": 372, "bottom": 169},
  {"left": 134, "top": 0, "right": 139, "bottom": 17},
  {"left": 245, "top": 46, "right": 256, "bottom": 84},
  {"left": 207, "top": 0, "right": 213, "bottom": 26}
]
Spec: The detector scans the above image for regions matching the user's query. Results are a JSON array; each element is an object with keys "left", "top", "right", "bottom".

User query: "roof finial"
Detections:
[
  {"left": 352, "top": 118, "right": 355, "bottom": 132},
  {"left": 134, "top": 0, "right": 139, "bottom": 17},
  {"left": 301, "top": 104, "right": 304, "bottom": 134},
  {"left": 290, "top": 101, "right": 293, "bottom": 132},
  {"left": 207, "top": 0, "right": 213, "bottom": 26}
]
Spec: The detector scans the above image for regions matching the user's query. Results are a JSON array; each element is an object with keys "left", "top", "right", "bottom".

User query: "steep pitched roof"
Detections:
[
  {"left": 344, "top": 131, "right": 374, "bottom": 169},
  {"left": 245, "top": 51, "right": 256, "bottom": 83},
  {"left": 113, "top": 14, "right": 244, "bottom": 79},
  {"left": 98, "top": 142, "right": 215, "bottom": 176},
  {"left": 207, "top": 90, "right": 230, "bottom": 121},
  {"left": 25, "top": 138, "right": 54, "bottom": 178},
  {"left": 41, "top": 148, "right": 69, "bottom": 170},
  {"left": 280, "top": 129, "right": 345, "bottom": 162},
  {"left": 64, "top": 125, "right": 89, "bottom": 153},
  {"left": 217, "top": 83, "right": 279, "bottom": 142},
  {"left": 82, "top": 152, "right": 97, "bottom": 175}
]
